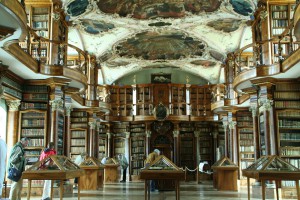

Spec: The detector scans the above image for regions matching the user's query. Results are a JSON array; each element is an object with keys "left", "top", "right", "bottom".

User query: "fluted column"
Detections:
[
  {"left": 228, "top": 121, "right": 237, "bottom": 163},
  {"left": 222, "top": 120, "right": 229, "bottom": 158},
  {"left": 145, "top": 130, "right": 151, "bottom": 156},
  {"left": 194, "top": 131, "right": 200, "bottom": 164},
  {"left": 49, "top": 99, "right": 64, "bottom": 150},
  {"left": 173, "top": 130, "right": 179, "bottom": 165},
  {"left": 260, "top": 99, "right": 274, "bottom": 155},
  {"left": 65, "top": 105, "right": 72, "bottom": 157},
  {"left": 250, "top": 105, "right": 260, "bottom": 160},
  {"left": 6, "top": 100, "right": 21, "bottom": 153},
  {"left": 88, "top": 121, "right": 96, "bottom": 157},
  {"left": 107, "top": 132, "right": 112, "bottom": 157}
]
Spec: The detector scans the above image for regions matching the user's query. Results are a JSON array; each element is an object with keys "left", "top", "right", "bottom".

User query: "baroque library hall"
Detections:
[{"left": 0, "top": 0, "right": 300, "bottom": 199}]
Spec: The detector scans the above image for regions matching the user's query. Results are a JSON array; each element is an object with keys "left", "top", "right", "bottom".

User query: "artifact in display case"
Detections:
[
  {"left": 79, "top": 157, "right": 104, "bottom": 190},
  {"left": 140, "top": 155, "right": 185, "bottom": 200},
  {"left": 242, "top": 155, "right": 300, "bottom": 200},
  {"left": 211, "top": 156, "right": 238, "bottom": 191},
  {"left": 22, "top": 155, "right": 84, "bottom": 200}
]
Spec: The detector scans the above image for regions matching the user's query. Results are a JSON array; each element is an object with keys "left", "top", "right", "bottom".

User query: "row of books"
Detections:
[
  {"left": 28, "top": 139, "right": 44, "bottom": 147},
  {"left": 240, "top": 133, "right": 253, "bottom": 139},
  {"left": 21, "top": 128, "right": 44, "bottom": 136},
  {"left": 278, "top": 119, "right": 300, "bottom": 127},
  {"left": 131, "top": 140, "right": 145, "bottom": 147},
  {"left": 70, "top": 139, "right": 86, "bottom": 146},
  {"left": 21, "top": 102, "right": 47, "bottom": 109},
  {"left": 71, "top": 131, "right": 86, "bottom": 138},
  {"left": 70, "top": 123, "right": 88, "bottom": 128},
  {"left": 280, "top": 133, "right": 300, "bottom": 140},
  {"left": 22, "top": 119, "right": 45, "bottom": 126},
  {"left": 275, "top": 101, "right": 300, "bottom": 108},
  {"left": 274, "top": 91, "right": 300, "bottom": 99},
  {"left": 276, "top": 83, "right": 300, "bottom": 91},
  {"left": 70, "top": 147, "right": 86, "bottom": 154},
  {"left": 131, "top": 147, "right": 145, "bottom": 153}
]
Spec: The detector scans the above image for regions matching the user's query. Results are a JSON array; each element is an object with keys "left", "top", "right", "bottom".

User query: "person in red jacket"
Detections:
[{"left": 40, "top": 142, "right": 56, "bottom": 200}]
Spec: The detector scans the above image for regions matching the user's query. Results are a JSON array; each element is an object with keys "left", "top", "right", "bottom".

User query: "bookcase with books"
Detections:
[
  {"left": 274, "top": 81, "right": 300, "bottom": 198},
  {"left": 129, "top": 123, "right": 146, "bottom": 178},
  {"left": 19, "top": 110, "right": 47, "bottom": 166},
  {"left": 98, "top": 123, "right": 107, "bottom": 159},
  {"left": 189, "top": 85, "right": 211, "bottom": 117},
  {"left": 136, "top": 84, "right": 153, "bottom": 116},
  {"left": 179, "top": 122, "right": 195, "bottom": 180},
  {"left": 195, "top": 122, "right": 212, "bottom": 165},
  {"left": 237, "top": 110, "right": 254, "bottom": 179},
  {"left": 170, "top": 84, "right": 186, "bottom": 115},
  {"left": 20, "top": 84, "right": 49, "bottom": 173},
  {"left": 21, "top": 0, "right": 69, "bottom": 65},
  {"left": 2, "top": 76, "right": 22, "bottom": 99},
  {"left": 112, "top": 123, "right": 128, "bottom": 156},
  {"left": 269, "top": 3, "right": 296, "bottom": 63},
  {"left": 69, "top": 128, "right": 87, "bottom": 160},
  {"left": 70, "top": 110, "right": 88, "bottom": 160}
]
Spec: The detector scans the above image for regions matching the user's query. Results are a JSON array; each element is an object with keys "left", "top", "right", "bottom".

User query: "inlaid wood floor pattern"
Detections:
[{"left": 22, "top": 181, "right": 254, "bottom": 200}]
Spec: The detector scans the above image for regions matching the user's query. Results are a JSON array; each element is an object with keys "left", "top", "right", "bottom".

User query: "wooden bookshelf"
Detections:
[
  {"left": 21, "top": 0, "right": 68, "bottom": 65},
  {"left": 136, "top": 84, "right": 153, "bottom": 116},
  {"left": 269, "top": 3, "right": 296, "bottom": 63},
  {"left": 170, "top": 84, "right": 186, "bottom": 115},
  {"left": 129, "top": 123, "right": 146, "bottom": 178},
  {"left": 274, "top": 82, "right": 300, "bottom": 109},
  {"left": 70, "top": 128, "right": 87, "bottom": 160},
  {"left": 112, "top": 123, "right": 128, "bottom": 156},
  {"left": 179, "top": 122, "right": 195, "bottom": 180},
  {"left": 70, "top": 111, "right": 88, "bottom": 160},
  {"left": 195, "top": 122, "right": 212, "bottom": 165},
  {"left": 189, "top": 85, "right": 212, "bottom": 117}
]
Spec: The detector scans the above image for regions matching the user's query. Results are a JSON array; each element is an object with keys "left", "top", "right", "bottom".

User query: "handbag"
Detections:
[{"left": 7, "top": 167, "right": 22, "bottom": 182}]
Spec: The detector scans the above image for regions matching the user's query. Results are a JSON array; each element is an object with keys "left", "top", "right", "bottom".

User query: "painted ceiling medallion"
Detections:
[
  {"left": 207, "top": 19, "right": 243, "bottom": 33},
  {"left": 97, "top": 0, "right": 221, "bottom": 19},
  {"left": 66, "top": 0, "right": 90, "bottom": 17},
  {"left": 230, "top": 0, "right": 256, "bottom": 16},
  {"left": 76, "top": 19, "right": 115, "bottom": 34},
  {"left": 115, "top": 31, "right": 207, "bottom": 60},
  {"left": 190, "top": 60, "right": 216, "bottom": 67}
]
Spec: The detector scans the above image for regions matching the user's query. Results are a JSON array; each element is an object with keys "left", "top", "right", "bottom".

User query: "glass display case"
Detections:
[
  {"left": 22, "top": 155, "right": 84, "bottom": 200},
  {"left": 242, "top": 155, "right": 300, "bottom": 200},
  {"left": 211, "top": 156, "right": 238, "bottom": 191},
  {"left": 79, "top": 157, "right": 104, "bottom": 190},
  {"left": 103, "top": 157, "right": 120, "bottom": 183},
  {"left": 140, "top": 155, "right": 184, "bottom": 200}
]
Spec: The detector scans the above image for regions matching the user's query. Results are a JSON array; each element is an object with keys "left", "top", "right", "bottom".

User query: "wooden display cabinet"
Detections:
[
  {"left": 22, "top": 155, "right": 84, "bottom": 200},
  {"left": 103, "top": 158, "right": 120, "bottom": 183},
  {"left": 78, "top": 157, "right": 104, "bottom": 190},
  {"left": 242, "top": 155, "right": 300, "bottom": 200},
  {"left": 140, "top": 155, "right": 185, "bottom": 200},
  {"left": 211, "top": 157, "right": 238, "bottom": 191}
]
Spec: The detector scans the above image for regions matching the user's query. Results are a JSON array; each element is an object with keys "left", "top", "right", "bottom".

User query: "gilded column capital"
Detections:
[
  {"left": 228, "top": 121, "right": 237, "bottom": 130},
  {"left": 65, "top": 105, "right": 72, "bottom": 117},
  {"left": 50, "top": 99, "right": 64, "bottom": 111},
  {"left": 125, "top": 132, "right": 130, "bottom": 139},
  {"left": 88, "top": 121, "right": 96, "bottom": 130},
  {"left": 173, "top": 130, "right": 179, "bottom": 138},
  {"left": 249, "top": 105, "right": 258, "bottom": 117},
  {"left": 146, "top": 130, "right": 151, "bottom": 137},
  {"left": 6, "top": 100, "right": 21, "bottom": 111},
  {"left": 194, "top": 131, "right": 201, "bottom": 138},
  {"left": 260, "top": 99, "right": 273, "bottom": 112},
  {"left": 107, "top": 132, "right": 112, "bottom": 139}
]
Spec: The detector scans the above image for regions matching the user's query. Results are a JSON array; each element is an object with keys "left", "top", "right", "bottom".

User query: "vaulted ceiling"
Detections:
[{"left": 63, "top": 0, "right": 256, "bottom": 85}]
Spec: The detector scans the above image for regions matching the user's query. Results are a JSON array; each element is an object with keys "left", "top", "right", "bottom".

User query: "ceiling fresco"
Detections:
[{"left": 63, "top": 0, "right": 257, "bottom": 85}]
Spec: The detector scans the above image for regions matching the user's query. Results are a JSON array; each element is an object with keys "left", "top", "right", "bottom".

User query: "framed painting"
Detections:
[{"left": 151, "top": 74, "right": 171, "bottom": 84}]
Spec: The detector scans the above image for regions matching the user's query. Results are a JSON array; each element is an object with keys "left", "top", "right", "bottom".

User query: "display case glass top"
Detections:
[
  {"left": 212, "top": 156, "right": 237, "bottom": 168},
  {"left": 145, "top": 155, "right": 182, "bottom": 171},
  {"left": 23, "top": 155, "right": 84, "bottom": 180},
  {"left": 243, "top": 155, "right": 299, "bottom": 172},
  {"left": 79, "top": 157, "right": 103, "bottom": 167}
]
